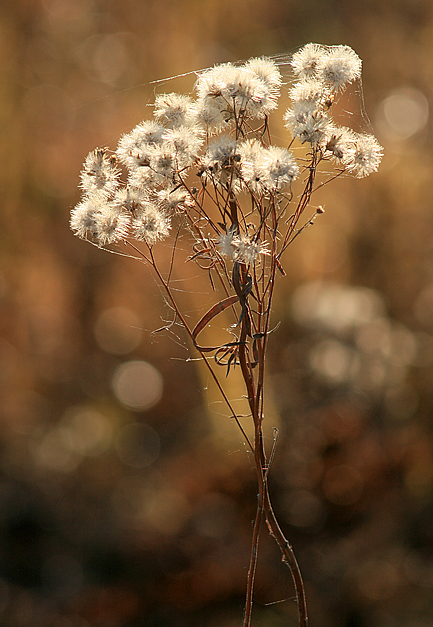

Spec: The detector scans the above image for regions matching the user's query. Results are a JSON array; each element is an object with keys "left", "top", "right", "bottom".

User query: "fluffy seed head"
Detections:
[
  {"left": 217, "top": 227, "right": 269, "bottom": 264},
  {"left": 200, "top": 136, "right": 241, "bottom": 189},
  {"left": 238, "top": 139, "right": 269, "bottom": 194},
  {"left": 70, "top": 191, "right": 131, "bottom": 245},
  {"left": 284, "top": 101, "right": 331, "bottom": 145},
  {"left": 157, "top": 187, "right": 194, "bottom": 213},
  {"left": 290, "top": 43, "right": 328, "bottom": 79},
  {"left": 132, "top": 204, "right": 171, "bottom": 245},
  {"left": 116, "top": 121, "right": 165, "bottom": 169},
  {"left": 80, "top": 148, "right": 120, "bottom": 197},
  {"left": 289, "top": 78, "right": 333, "bottom": 107},
  {"left": 233, "top": 234, "right": 270, "bottom": 265},
  {"left": 323, "top": 125, "right": 357, "bottom": 160},
  {"left": 162, "top": 125, "right": 204, "bottom": 166},
  {"left": 93, "top": 204, "right": 131, "bottom": 245},
  {"left": 259, "top": 146, "right": 299, "bottom": 190},
  {"left": 217, "top": 226, "right": 238, "bottom": 258},
  {"left": 318, "top": 45, "right": 362, "bottom": 91},
  {"left": 243, "top": 57, "right": 282, "bottom": 92},
  {"left": 153, "top": 93, "right": 198, "bottom": 128},
  {"left": 195, "top": 62, "right": 278, "bottom": 129},
  {"left": 342, "top": 133, "right": 383, "bottom": 178},
  {"left": 70, "top": 194, "right": 102, "bottom": 240},
  {"left": 242, "top": 57, "right": 281, "bottom": 115}
]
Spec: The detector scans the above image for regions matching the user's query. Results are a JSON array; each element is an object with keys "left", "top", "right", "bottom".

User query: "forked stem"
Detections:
[
  {"left": 130, "top": 241, "right": 308, "bottom": 627},
  {"left": 235, "top": 266, "right": 307, "bottom": 627}
]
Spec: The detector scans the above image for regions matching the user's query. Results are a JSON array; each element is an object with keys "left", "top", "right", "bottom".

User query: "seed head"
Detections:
[
  {"left": 200, "top": 136, "right": 241, "bottom": 189},
  {"left": 238, "top": 139, "right": 269, "bottom": 194},
  {"left": 70, "top": 193, "right": 104, "bottom": 240},
  {"left": 318, "top": 45, "right": 362, "bottom": 91},
  {"left": 154, "top": 93, "right": 198, "bottom": 128},
  {"left": 290, "top": 43, "right": 328, "bottom": 80},
  {"left": 259, "top": 146, "right": 299, "bottom": 190},
  {"left": 116, "top": 121, "right": 165, "bottom": 169},
  {"left": 80, "top": 148, "right": 120, "bottom": 197},
  {"left": 196, "top": 61, "right": 279, "bottom": 130},
  {"left": 132, "top": 204, "right": 171, "bottom": 245},
  {"left": 342, "top": 133, "right": 383, "bottom": 178},
  {"left": 93, "top": 204, "right": 131, "bottom": 245}
]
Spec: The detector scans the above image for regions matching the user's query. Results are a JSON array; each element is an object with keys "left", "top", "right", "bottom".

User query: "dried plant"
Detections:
[{"left": 71, "top": 43, "right": 383, "bottom": 627}]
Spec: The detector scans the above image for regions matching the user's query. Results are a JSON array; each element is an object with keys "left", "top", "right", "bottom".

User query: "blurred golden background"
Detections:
[{"left": 1, "top": 0, "right": 433, "bottom": 626}]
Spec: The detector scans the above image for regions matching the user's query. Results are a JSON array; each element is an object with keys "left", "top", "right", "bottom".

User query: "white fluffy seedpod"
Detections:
[
  {"left": 284, "top": 101, "right": 331, "bottom": 145},
  {"left": 342, "top": 132, "right": 383, "bottom": 178},
  {"left": 259, "top": 146, "right": 299, "bottom": 190},
  {"left": 233, "top": 234, "right": 270, "bottom": 265},
  {"left": 156, "top": 187, "right": 194, "bottom": 213},
  {"left": 199, "top": 136, "right": 241, "bottom": 189},
  {"left": 323, "top": 125, "right": 358, "bottom": 160},
  {"left": 162, "top": 125, "right": 204, "bottom": 167},
  {"left": 93, "top": 204, "right": 131, "bottom": 245},
  {"left": 80, "top": 148, "right": 120, "bottom": 197},
  {"left": 70, "top": 191, "right": 130, "bottom": 245},
  {"left": 217, "top": 226, "right": 238, "bottom": 258},
  {"left": 70, "top": 193, "right": 105, "bottom": 240},
  {"left": 195, "top": 60, "right": 279, "bottom": 130},
  {"left": 318, "top": 45, "right": 362, "bottom": 91},
  {"left": 116, "top": 120, "right": 165, "bottom": 169},
  {"left": 238, "top": 139, "right": 269, "bottom": 194},
  {"left": 217, "top": 227, "right": 269, "bottom": 264},
  {"left": 242, "top": 56, "right": 281, "bottom": 115},
  {"left": 288, "top": 78, "right": 333, "bottom": 107},
  {"left": 153, "top": 93, "right": 198, "bottom": 128},
  {"left": 132, "top": 203, "right": 171, "bottom": 245},
  {"left": 291, "top": 43, "right": 362, "bottom": 92},
  {"left": 244, "top": 57, "right": 282, "bottom": 94},
  {"left": 290, "top": 43, "right": 328, "bottom": 79}
]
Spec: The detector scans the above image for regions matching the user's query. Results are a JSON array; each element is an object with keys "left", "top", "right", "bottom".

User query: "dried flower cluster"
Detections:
[
  {"left": 70, "top": 43, "right": 383, "bottom": 627},
  {"left": 71, "top": 43, "right": 383, "bottom": 254}
]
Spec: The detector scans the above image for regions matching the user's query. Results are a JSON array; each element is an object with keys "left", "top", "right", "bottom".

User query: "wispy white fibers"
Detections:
[{"left": 71, "top": 45, "right": 382, "bottom": 249}]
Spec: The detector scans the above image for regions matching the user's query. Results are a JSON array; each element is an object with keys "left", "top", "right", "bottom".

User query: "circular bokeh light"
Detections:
[{"left": 111, "top": 360, "right": 163, "bottom": 411}]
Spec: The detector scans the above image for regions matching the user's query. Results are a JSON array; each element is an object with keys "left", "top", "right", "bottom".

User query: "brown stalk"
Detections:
[
  {"left": 129, "top": 237, "right": 308, "bottom": 627},
  {"left": 236, "top": 257, "right": 308, "bottom": 627}
]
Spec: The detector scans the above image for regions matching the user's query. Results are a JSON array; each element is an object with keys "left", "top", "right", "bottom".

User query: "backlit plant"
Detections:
[{"left": 71, "top": 43, "right": 383, "bottom": 627}]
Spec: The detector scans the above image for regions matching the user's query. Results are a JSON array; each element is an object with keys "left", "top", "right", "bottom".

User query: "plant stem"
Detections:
[
  {"left": 236, "top": 258, "right": 308, "bottom": 627},
  {"left": 126, "top": 241, "right": 308, "bottom": 627}
]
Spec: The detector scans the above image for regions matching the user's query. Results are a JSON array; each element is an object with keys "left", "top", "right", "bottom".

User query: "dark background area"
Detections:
[{"left": 1, "top": 0, "right": 433, "bottom": 625}]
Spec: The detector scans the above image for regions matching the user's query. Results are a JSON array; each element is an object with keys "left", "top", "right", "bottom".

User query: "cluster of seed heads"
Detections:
[{"left": 71, "top": 43, "right": 383, "bottom": 262}]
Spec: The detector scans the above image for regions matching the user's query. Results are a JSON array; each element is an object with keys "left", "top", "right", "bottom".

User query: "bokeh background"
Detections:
[{"left": 1, "top": 0, "right": 433, "bottom": 625}]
